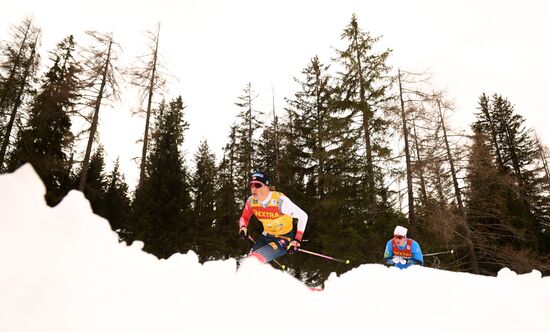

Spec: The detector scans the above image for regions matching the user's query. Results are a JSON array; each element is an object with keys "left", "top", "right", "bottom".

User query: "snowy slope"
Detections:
[{"left": 1, "top": 164, "right": 549, "bottom": 332}]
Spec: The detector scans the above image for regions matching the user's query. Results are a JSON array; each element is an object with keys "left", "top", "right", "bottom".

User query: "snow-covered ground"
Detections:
[{"left": 1, "top": 164, "right": 549, "bottom": 332}]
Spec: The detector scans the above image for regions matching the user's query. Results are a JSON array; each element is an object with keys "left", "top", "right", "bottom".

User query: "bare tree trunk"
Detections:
[
  {"left": 481, "top": 98, "right": 505, "bottom": 170},
  {"left": 411, "top": 115, "right": 428, "bottom": 204},
  {"left": 437, "top": 98, "right": 479, "bottom": 273},
  {"left": 138, "top": 29, "right": 160, "bottom": 188},
  {"left": 315, "top": 73, "right": 325, "bottom": 199},
  {"left": 229, "top": 126, "right": 236, "bottom": 185},
  {"left": 398, "top": 69, "right": 416, "bottom": 234},
  {"left": 353, "top": 29, "right": 375, "bottom": 213},
  {"left": 504, "top": 123, "right": 524, "bottom": 187},
  {"left": 434, "top": 164, "right": 445, "bottom": 206},
  {"left": 0, "top": 18, "right": 33, "bottom": 110},
  {"left": 536, "top": 134, "right": 550, "bottom": 184},
  {"left": 247, "top": 83, "right": 252, "bottom": 173},
  {"left": 272, "top": 88, "right": 279, "bottom": 183},
  {"left": 79, "top": 39, "right": 112, "bottom": 191},
  {"left": 0, "top": 37, "right": 38, "bottom": 168}
]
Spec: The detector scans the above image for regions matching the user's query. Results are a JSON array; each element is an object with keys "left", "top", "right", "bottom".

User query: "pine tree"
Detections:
[
  {"left": 255, "top": 89, "right": 283, "bottom": 181},
  {"left": 276, "top": 108, "right": 305, "bottom": 202},
  {"left": 213, "top": 126, "right": 248, "bottom": 259},
  {"left": 281, "top": 56, "right": 341, "bottom": 281},
  {"left": 191, "top": 140, "right": 217, "bottom": 262},
  {"left": 103, "top": 159, "right": 131, "bottom": 239},
  {"left": 285, "top": 56, "right": 355, "bottom": 261},
  {"left": 334, "top": 14, "right": 393, "bottom": 218},
  {"left": 76, "top": 146, "right": 107, "bottom": 214},
  {"left": 287, "top": 57, "right": 338, "bottom": 201},
  {"left": 329, "top": 15, "right": 398, "bottom": 272},
  {"left": 473, "top": 94, "right": 545, "bottom": 253},
  {"left": 233, "top": 82, "right": 263, "bottom": 202},
  {"left": 8, "top": 35, "right": 81, "bottom": 206},
  {"left": 473, "top": 93, "right": 505, "bottom": 170},
  {"left": 465, "top": 130, "right": 544, "bottom": 274},
  {"left": 256, "top": 123, "right": 279, "bottom": 177},
  {"left": 474, "top": 94, "right": 538, "bottom": 185},
  {"left": 130, "top": 97, "right": 192, "bottom": 259}
]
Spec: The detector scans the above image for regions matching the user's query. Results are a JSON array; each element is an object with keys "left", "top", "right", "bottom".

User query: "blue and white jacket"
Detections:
[{"left": 384, "top": 238, "right": 424, "bottom": 269}]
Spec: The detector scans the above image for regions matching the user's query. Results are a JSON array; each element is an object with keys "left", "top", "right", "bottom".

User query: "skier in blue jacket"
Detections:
[{"left": 384, "top": 226, "right": 423, "bottom": 269}]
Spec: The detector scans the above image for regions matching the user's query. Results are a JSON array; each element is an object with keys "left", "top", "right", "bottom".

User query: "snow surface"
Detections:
[{"left": 1, "top": 164, "right": 549, "bottom": 332}]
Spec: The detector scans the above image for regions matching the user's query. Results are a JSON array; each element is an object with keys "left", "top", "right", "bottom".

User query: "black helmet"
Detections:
[{"left": 250, "top": 171, "right": 270, "bottom": 186}]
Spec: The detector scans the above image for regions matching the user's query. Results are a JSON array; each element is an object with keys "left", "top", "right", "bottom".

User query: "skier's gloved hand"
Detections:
[
  {"left": 287, "top": 239, "right": 301, "bottom": 254},
  {"left": 392, "top": 256, "right": 407, "bottom": 265},
  {"left": 239, "top": 226, "right": 248, "bottom": 240}
]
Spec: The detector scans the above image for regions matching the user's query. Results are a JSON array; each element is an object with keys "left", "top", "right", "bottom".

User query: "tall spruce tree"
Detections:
[
  {"left": 233, "top": 82, "right": 263, "bottom": 202},
  {"left": 130, "top": 97, "right": 192, "bottom": 259},
  {"left": 330, "top": 15, "right": 399, "bottom": 272},
  {"left": 282, "top": 55, "right": 364, "bottom": 282},
  {"left": 474, "top": 94, "right": 505, "bottom": 170},
  {"left": 474, "top": 94, "right": 538, "bottom": 185},
  {"left": 287, "top": 57, "right": 340, "bottom": 201},
  {"left": 214, "top": 127, "right": 246, "bottom": 259},
  {"left": 8, "top": 35, "right": 81, "bottom": 206},
  {"left": 276, "top": 108, "right": 305, "bottom": 202},
  {"left": 76, "top": 146, "right": 107, "bottom": 214},
  {"left": 191, "top": 140, "right": 217, "bottom": 262},
  {"left": 334, "top": 14, "right": 393, "bottom": 219},
  {"left": 103, "top": 159, "right": 131, "bottom": 239},
  {"left": 492, "top": 95, "right": 535, "bottom": 185},
  {"left": 256, "top": 123, "right": 279, "bottom": 178},
  {"left": 473, "top": 93, "right": 549, "bottom": 257},
  {"left": 465, "top": 130, "right": 544, "bottom": 274}
]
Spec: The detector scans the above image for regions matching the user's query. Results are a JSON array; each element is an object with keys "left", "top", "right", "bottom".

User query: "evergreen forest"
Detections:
[{"left": 1, "top": 15, "right": 549, "bottom": 285}]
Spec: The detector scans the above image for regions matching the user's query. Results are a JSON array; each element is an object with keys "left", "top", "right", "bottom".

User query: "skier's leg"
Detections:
[
  {"left": 249, "top": 237, "right": 290, "bottom": 263},
  {"left": 250, "top": 234, "right": 269, "bottom": 253}
]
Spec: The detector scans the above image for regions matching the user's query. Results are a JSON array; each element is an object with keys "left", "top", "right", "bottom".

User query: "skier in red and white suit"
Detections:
[{"left": 238, "top": 171, "right": 308, "bottom": 263}]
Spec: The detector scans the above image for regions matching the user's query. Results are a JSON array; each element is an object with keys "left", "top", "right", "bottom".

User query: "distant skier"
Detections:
[
  {"left": 238, "top": 171, "right": 308, "bottom": 263},
  {"left": 384, "top": 226, "right": 424, "bottom": 269}
]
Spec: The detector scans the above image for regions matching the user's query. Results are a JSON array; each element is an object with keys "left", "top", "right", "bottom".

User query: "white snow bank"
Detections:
[{"left": 1, "top": 164, "right": 549, "bottom": 332}]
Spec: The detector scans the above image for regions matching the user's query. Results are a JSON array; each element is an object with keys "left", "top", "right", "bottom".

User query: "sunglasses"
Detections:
[
  {"left": 250, "top": 182, "right": 264, "bottom": 189},
  {"left": 394, "top": 235, "right": 405, "bottom": 240}
]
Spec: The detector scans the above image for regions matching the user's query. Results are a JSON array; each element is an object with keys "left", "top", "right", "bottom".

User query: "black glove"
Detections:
[
  {"left": 239, "top": 226, "right": 247, "bottom": 240},
  {"left": 286, "top": 239, "right": 301, "bottom": 254}
]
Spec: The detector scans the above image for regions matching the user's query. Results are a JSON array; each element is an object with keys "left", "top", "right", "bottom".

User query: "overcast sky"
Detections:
[{"left": 2, "top": 0, "right": 549, "bottom": 188}]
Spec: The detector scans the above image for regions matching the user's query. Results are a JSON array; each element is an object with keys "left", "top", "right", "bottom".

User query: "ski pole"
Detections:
[
  {"left": 423, "top": 249, "right": 454, "bottom": 257},
  {"left": 298, "top": 248, "right": 350, "bottom": 265},
  {"left": 247, "top": 235, "right": 286, "bottom": 270}
]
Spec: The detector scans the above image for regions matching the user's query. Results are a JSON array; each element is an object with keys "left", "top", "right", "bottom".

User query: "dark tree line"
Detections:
[
  {"left": 1, "top": 15, "right": 549, "bottom": 285},
  {"left": 466, "top": 94, "right": 550, "bottom": 274}
]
